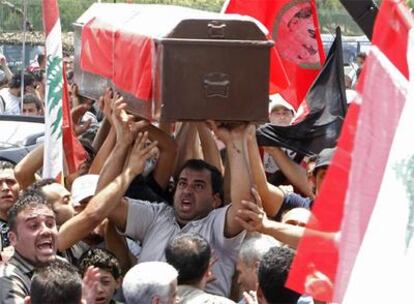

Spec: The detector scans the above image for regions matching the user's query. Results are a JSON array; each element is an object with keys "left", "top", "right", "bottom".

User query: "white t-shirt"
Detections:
[
  {"left": 0, "top": 88, "right": 21, "bottom": 115},
  {"left": 125, "top": 198, "right": 246, "bottom": 297}
]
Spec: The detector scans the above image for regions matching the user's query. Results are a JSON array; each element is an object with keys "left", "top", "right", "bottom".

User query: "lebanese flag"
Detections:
[
  {"left": 42, "top": 0, "right": 86, "bottom": 179},
  {"left": 223, "top": 0, "right": 325, "bottom": 108},
  {"left": 334, "top": 32, "right": 414, "bottom": 304},
  {"left": 42, "top": 0, "right": 64, "bottom": 179},
  {"left": 286, "top": 1, "right": 414, "bottom": 302}
]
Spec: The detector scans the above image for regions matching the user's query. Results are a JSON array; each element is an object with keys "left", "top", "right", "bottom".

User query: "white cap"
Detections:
[
  {"left": 269, "top": 94, "right": 296, "bottom": 114},
  {"left": 346, "top": 89, "right": 357, "bottom": 104},
  {"left": 71, "top": 174, "right": 99, "bottom": 206}
]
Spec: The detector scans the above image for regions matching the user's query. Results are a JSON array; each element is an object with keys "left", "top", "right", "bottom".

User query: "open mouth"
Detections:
[
  {"left": 37, "top": 240, "right": 54, "bottom": 254},
  {"left": 180, "top": 199, "right": 193, "bottom": 212}
]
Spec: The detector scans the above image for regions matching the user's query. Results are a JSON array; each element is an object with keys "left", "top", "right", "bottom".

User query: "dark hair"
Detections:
[
  {"left": 78, "top": 248, "right": 122, "bottom": 279},
  {"left": 175, "top": 159, "right": 224, "bottom": 201},
  {"left": 165, "top": 233, "right": 211, "bottom": 285},
  {"left": 0, "top": 160, "right": 15, "bottom": 170},
  {"left": 30, "top": 259, "right": 82, "bottom": 304},
  {"left": 29, "top": 178, "right": 57, "bottom": 190},
  {"left": 7, "top": 189, "right": 49, "bottom": 232},
  {"left": 357, "top": 52, "right": 367, "bottom": 61},
  {"left": 23, "top": 93, "right": 42, "bottom": 111},
  {"left": 9, "top": 72, "right": 35, "bottom": 89},
  {"left": 258, "top": 246, "right": 301, "bottom": 304},
  {"left": 37, "top": 54, "right": 46, "bottom": 66},
  {"left": 28, "top": 178, "right": 66, "bottom": 207},
  {"left": 28, "top": 178, "right": 57, "bottom": 198}
]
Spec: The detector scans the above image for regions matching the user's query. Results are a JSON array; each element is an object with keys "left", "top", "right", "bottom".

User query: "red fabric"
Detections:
[
  {"left": 80, "top": 19, "right": 156, "bottom": 102},
  {"left": 286, "top": 1, "right": 412, "bottom": 301},
  {"left": 113, "top": 33, "right": 153, "bottom": 101},
  {"left": 42, "top": 0, "right": 59, "bottom": 36},
  {"left": 80, "top": 18, "right": 114, "bottom": 80},
  {"left": 224, "top": 0, "right": 325, "bottom": 109},
  {"left": 332, "top": 45, "right": 408, "bottom": 304},
  {"left": 286, "top": 102, "right": 360, "bottom": 302},
  {"left": 62, "top": 66, "right": 87, "bottom": 174},
  {"left": 372, "top": 0, "right": 413, "bottom": 78}
]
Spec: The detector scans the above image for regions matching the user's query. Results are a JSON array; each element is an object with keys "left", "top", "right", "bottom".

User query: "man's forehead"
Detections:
[
  {"left": 272, "top": 106, "right": 291, "bottom": 113},
  {"left": 43, "top": 183, "right": 70, "bottom": 195},
  {"left": 19, "top": 205, "right": 54, "bottom": 219},
  {"left": 179, "top": 168, "right": 211, "bottom": 181},
  {"left": 0, "top": 168, "right": 16, "bottom": 180}
]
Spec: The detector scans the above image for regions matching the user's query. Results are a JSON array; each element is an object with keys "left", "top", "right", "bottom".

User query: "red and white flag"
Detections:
[
  {"left": 42, "top": 0, "right": 64, "bottom": 179},
  {"left": 222, "top": 0, "right": 325, "bottom": 108},
  {"left": 286, "top": 1, "right": 414, "bottom": 302},
  {"left": 42, "top": 0, "right": 86, "bottom": 179},
  {"left": 335, "top": 40, "right": 412, "bottom": 303}
]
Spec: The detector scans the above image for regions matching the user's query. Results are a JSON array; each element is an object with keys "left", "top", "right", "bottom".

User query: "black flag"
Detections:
[{"left": 257, "top": 27, "right": 348, "bottom": 157}]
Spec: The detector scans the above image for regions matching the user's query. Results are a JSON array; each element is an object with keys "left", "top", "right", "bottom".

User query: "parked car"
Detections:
[
  {"left": 321, "top": 34, "right": 371, "bottom": 65},
  {"left": 0, "top": 115, "right": 44, "bottom": 165}
]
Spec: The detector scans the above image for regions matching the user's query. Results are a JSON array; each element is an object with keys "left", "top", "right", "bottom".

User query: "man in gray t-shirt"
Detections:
[{"left": 107, "top": 125, "right": 253, "bottom": 297}]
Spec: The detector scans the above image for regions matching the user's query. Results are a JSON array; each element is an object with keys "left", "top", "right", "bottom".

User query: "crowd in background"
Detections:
[{"left": 0, "top": 43, "right": 365, "bottom": 304}]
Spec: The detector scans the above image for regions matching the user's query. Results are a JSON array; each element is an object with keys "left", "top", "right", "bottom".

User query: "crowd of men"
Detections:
[{"left": 0, "top": 46, "right": 366, "bottom": 304}]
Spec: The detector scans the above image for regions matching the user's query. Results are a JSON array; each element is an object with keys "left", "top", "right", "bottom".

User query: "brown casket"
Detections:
[{"left": 74, "top": 3, "right": 273, "bottom": 122}]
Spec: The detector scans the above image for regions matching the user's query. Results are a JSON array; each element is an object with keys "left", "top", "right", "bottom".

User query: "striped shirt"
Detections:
[{"left": 0, "top": 252, "right": 34, "bottom": 304}]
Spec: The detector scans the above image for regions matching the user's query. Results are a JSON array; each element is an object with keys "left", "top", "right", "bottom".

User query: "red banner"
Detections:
[{"left": 224, "top": 0, "right": 325, "bottom": 108}]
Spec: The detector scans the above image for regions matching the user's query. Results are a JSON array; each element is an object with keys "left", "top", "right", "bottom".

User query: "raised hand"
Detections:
[
  {"left": 98, "top": 87, "right": 114, "bottom": 124},
  {"left": 235, "top": 188, "right": 269, "bottom": 233},
  {"left": 208, "top": 120, "right": 248, "bottom": 144},
  {"left": 244, "top": 124, "right": 257, "bottom": 143},
  {"left": 71, "top": 103, "right": 92, "bottom": 135},
  {"left": 304, "top": 264, "right": 334, "bottom": 300},
  {"left": 82, "top": 266, "right": 100, "bottom": 304},
  {"left": 126, "top": 131, "right": 158, "bottom": 176},
  {"left": 111, "top": 93, "right": 148, "bottom": 146}
]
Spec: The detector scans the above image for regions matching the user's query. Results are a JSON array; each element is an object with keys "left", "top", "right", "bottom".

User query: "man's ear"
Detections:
[
  {"left": 23, "top": 296, "right": 31, "bottom": 304},
  {"left": 115, "top": 277, "right": 122, "bottom": 289},
  {"left": 212, "top": 193, "right": 222, "bottom": 209},
  {"left": 8, "top": 230, "right": 17, "bottom": 246}
]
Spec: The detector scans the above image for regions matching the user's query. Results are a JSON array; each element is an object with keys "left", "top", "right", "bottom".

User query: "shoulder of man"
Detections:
[{"left": 0, "top": 263, "right": 30, "bottom": 303}]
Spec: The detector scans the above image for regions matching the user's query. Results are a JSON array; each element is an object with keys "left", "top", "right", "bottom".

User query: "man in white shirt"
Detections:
[{"left": 0, "top": 73, "right": 35, "bottom": 115}]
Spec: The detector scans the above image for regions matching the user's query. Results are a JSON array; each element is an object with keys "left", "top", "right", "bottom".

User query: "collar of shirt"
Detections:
[{"left": 8, "top": 251, "right": 36, "bottom": 278}]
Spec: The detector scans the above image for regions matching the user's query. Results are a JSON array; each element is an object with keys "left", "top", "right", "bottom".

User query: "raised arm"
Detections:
[
  {"left": 144, "top": 124, "right": 177, "bottom": 190},
  {"left": 58, "top": 131, "right": 158, "bottom": 251},
  {"left": 197, "top": 122, "right": 224, "bottom": 175},
  {"left": 245, "top": 126, "right": 284, "bottom": 218},
  {"left": 212, "top": 123, "right": 252, "bottom": 237},
  {"left": 14, "top": 143, "right": 43, "bottom": 189},
  {"left": 235, "top": 188, "right": 304, "bottom": 248},
  {"left": 92, "top": 88, "right": 114, "bottom": 152},
  {"left": 88, "top": 90, "right": 117, "bottom": 174},
  {"left": 95, "top": 94, "right": 147, "bottom": 192},
  {"left": 88, "top": 127, "right": 116, "bottom": 174},
  {"left": 264, "top": 146, "right": 314, "bottom": 198},
  {"left": 174, "top": 122, "right": 202, "bottom": 175}
]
